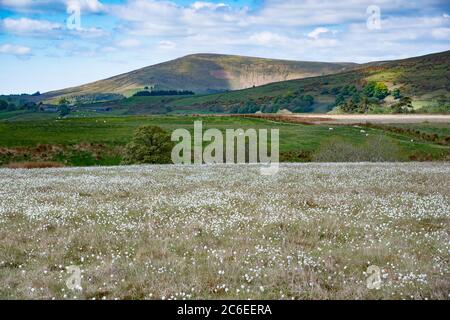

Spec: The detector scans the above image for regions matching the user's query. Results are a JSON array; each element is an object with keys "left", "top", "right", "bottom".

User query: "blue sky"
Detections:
[{"left": 0, "top": 0, "right": 449, "bottom": 94}]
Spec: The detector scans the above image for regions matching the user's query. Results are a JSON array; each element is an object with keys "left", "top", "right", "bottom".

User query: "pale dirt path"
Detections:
[
  {"left": 291, "top": 114, "right": 450, "bottom": 125},
  {"left": 197, "top": 114, "right": 450, "bottom": 125}
]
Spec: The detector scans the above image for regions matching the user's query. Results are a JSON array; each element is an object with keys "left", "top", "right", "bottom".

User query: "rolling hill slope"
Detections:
[
  {"left": 41, "top": 54, "right": 357, "bottom": 102},
  {"left": 161, "top": 50, "right": 450, "bottom": 113}
]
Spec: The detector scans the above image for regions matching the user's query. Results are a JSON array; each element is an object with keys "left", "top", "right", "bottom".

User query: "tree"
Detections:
[
  {"left": 209, "top": 105, "right": 224, "bottom": 113},
  {"left": 373, "top": 83, "right": 389, "bottom": 100},
  {"left": 335, "top": 94, "right": 346, "bottom": 106},
  {"left": 261, "top": 104, "right": 279, "bottom": 114},
  {"left": 331, "top": 87, "right": 342, "bottom": 95},
  {"left": 123, "top": 126, "right": 174, "bottom": 164},
  {"left": 359, "top": 96, "right": 370, "bottom": 113},
  {"left": 391, "top": 96, "right": 413, "bottom": 113},
  {"left": 59, "top": 104, "right": 70, "bottom": 117},
  {"left": 291, "top": 95, "right": 314, "bottom": 113},
  {"left": 341, "top": 85, "right": 357, "bottom": 96},
  {"left": 0, "top": 100, "right": 8, "bottom": 111},
  {"left": 341, "top": 99, "right": 357, "bottom": 113},
  {"left": 58, "top": 97, "right": 70, "bottom": 105},
  {"left": 6, "top": 103, "right": 17, "bottom": 111},
  {"left": 351, "top": 92, "right": 361, "bottom": 104},
  {"left": 362, "top": 81, "right": 389, "bottom": 100},
  {"left": 23, "top": 102, "right": 38, "bottom": 112},
  {"left": 363, "top": 81, "right": 377, "bottom": 97},
  {"left": 400, "top": 96, "right": 412, "bottom": 106},
  {"left": 237, "top": 100, "right": 260, "bottom": 114},
  {"left": 392, "top": 88, "right": 401, "bottom": 99}
]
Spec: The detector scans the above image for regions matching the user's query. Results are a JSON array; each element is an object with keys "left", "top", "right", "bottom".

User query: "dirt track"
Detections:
[
  {"left": 195, "top": 113, "right": 450, "bottom": 125},
  {"left": 290, "top": 114, "right": 450, "bottom": 125}
]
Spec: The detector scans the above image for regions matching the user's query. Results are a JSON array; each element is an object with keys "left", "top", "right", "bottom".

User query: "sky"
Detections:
[{"left": 0, "top": 0, "right": 449, "bottom": 94}]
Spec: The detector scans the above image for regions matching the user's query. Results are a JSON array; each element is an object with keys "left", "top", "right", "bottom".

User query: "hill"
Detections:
[
  {"left": 158, "top": 50, "right": 450, "bottom": 114},
  {"left": 40, "top": 54, "right": 357, "bottom": 103},
  {"left": 64, "top": 50, "right": 448, "bottom": 115},
  {"left": 2, "top": 51, "right": 448, "bottom": 118}
]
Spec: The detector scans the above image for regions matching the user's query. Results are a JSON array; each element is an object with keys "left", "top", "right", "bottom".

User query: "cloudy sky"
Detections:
[{"left": 0, "top": 0, "right": 449, "bottom": 94}]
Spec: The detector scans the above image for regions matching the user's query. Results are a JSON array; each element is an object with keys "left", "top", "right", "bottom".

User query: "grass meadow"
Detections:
[
  {"left": 0, "top": 116, "right": 449, "bottom": 166},
  {"left": 0, "top": 163, "right": 448, "bottom": 300}
]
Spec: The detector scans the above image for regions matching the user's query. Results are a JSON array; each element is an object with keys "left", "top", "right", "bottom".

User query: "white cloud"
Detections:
[
  {"left": 248, "top": 32, "right": 289, "bottom": 46},
  {"left": 0, "top": 16, "right": 107, "bottom": 39},
  {"left": 191, "top": 2, "right": 228, "bottom": 11},
  {"left": 1, "top": 0, "right": 449, "bottom": 70},
  {"left": 0, "top": 0, "right": 105, "bottom": 13},
  {"left": 0, "top": 43, "right": 31, "bottom": 56},
  {"left": 101, "top": 46, "right": 118, "bottom": 53},
  {"left": 111, "top": 0, "right": 248, "bottom": 36},
  {"left": 104, "top": 0, "right": 449, "bottom": 63},
  {"left": 0, "top": 0, "right": 33, "bottom": 8},
  {"left": 307, "top": 27, "right": 330, "bottom": 39},
  {"left": 67, "top": 0, "right": 105, "bottom": 13},
  {"left": 431, "top": 27, "right": 450, "bottom": 40},
  {"left": 252, "top": 0, "right": 441, "bottom": 27},
  {"left": 2, "top": 0, "right": 450, "bottom": 94},
  {"left": 1, "top": 18, "right": 61, "bottom": 34},
  {"left": 158, "top": 40, "right": 176, "bottom": 50},
  {"left": 251, "top": 0, "right": 362, "bottom": 26},
  {"left": 70, "top": 27, "right": 108, "bottom": 38},
  {"left": 117, "top": 38, "right": 141, "bottom": 48}
]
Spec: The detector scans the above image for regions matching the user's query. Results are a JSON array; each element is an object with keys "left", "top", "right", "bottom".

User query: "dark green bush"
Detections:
[
  {"left": 123, "top": 126, "right": 174, "bottom": 164},
  {"left": 0, "top": 100, "right": 8, "bottom": 111}
]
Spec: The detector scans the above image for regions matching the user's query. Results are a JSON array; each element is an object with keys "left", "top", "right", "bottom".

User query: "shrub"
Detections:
[
  {"left": 364, "top": 135, "right": 401, "bottom": 161},
  {"left": 59, "top": 105, "right": 70, "bottom": 117},
  {"left": 0, "top": 100, "right": 8, "bottom": 111},
  {"left": 6, "top": 104, "right": 17, "bottom": 112},
  {"left": 392, "top": 88, "right": 402, "bottom": 99},
  {"left": 391, "top": 96, "right": 413, "bottom": 113},
  {"left": 416, "top": 104, "right": 450, "bottom": 114},
  {"left": 373, "top": 83, "right": 389, "bottom": 100},
  {"left": 123, "top": 126, "right": 174, "bottom": 164},
  {"left": 362, "top": 82, "right": 389, "bottom": 100}
]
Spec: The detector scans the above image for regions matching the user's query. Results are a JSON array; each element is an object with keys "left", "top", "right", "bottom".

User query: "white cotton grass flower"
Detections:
[{"left": 0, "top": 163, "right": 448, "bottom": 300}]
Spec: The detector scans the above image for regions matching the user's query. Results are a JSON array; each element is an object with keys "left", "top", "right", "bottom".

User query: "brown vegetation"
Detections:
[{"left": 6, "top": 161, "right": 64, "bottom": 169}]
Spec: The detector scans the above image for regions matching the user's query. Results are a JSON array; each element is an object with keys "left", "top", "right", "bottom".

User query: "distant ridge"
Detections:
[
  {"left": 41, "top": 53, "right": 358, "bottom": 102},
  {"left": 162, "top": 50, "right": 449, "bottom": 113}
]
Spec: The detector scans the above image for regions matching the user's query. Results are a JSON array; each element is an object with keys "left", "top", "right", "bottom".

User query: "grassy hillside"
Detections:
[
  {"left": 40, "top": 54, "right": 357, "bottom": 103},
  {"left": 58, "top": 50, "right": 448, "bottom": 115},
  {"left": 161, "top": 50, "right": 450, "bottom": 113},
  {"left": 1, "top": 51, "right": 448, "bottom": 117},
  {"left": 0, "top": 115, "right": 448, "bottom": 166}
]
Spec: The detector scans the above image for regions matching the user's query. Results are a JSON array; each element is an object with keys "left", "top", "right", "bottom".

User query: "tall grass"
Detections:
[{"left": 312, "top": 136, "right": 401, "bottom": 162}]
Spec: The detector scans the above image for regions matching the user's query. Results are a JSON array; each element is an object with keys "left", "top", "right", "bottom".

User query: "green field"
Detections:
[{"left": 0, "top": 115, "right": 449, "bottom": 166}]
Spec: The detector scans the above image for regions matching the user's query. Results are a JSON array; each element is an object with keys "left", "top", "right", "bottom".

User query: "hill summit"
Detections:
[{"left": 42, "top": 54, "right": 357, "bottom": 102}]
